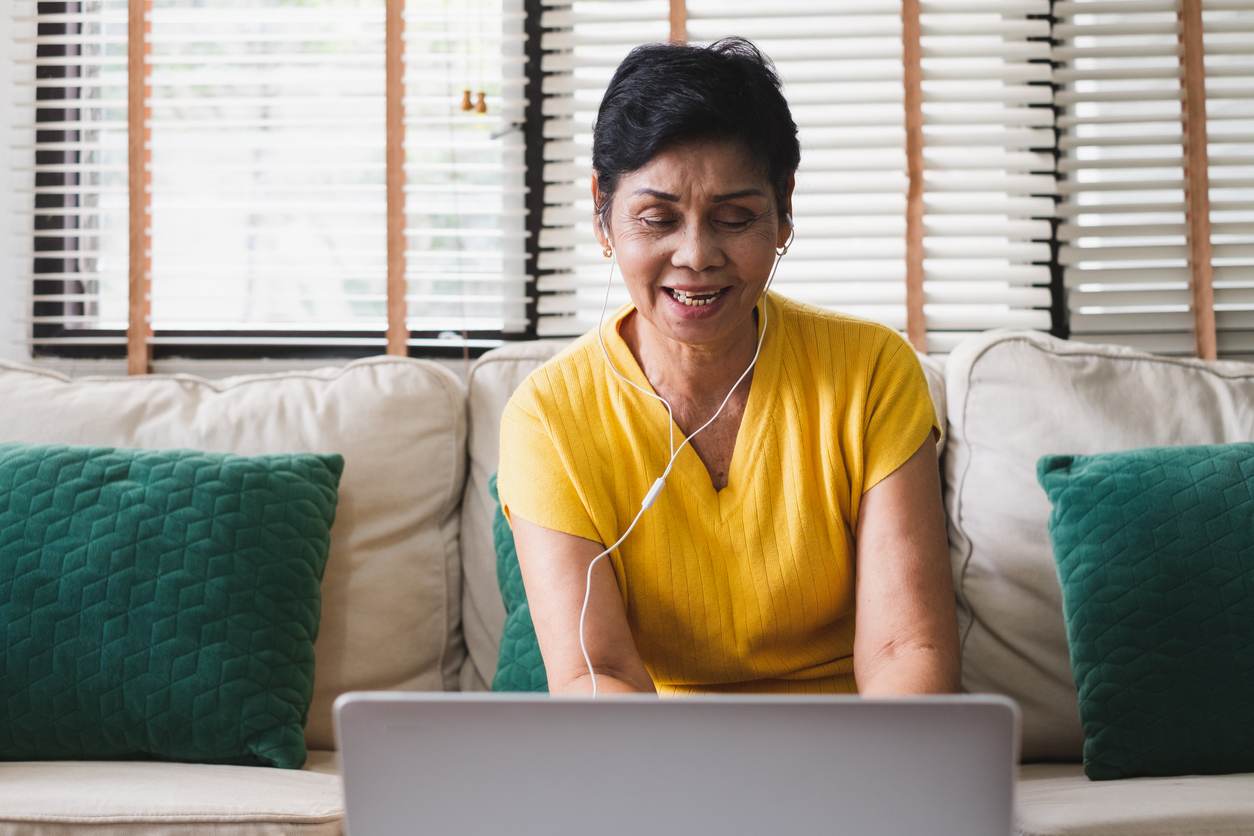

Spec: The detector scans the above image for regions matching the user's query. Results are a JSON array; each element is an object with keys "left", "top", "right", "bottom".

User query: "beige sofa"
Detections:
[{"left": 0, "top": 329, "right": 1252, "bottom": 836}]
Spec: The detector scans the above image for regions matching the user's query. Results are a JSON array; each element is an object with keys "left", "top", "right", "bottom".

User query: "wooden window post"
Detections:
[
  {"left": 1180, "top": 0, "right": 1216, "bottom": 360},
  {"left": 902, "top": 0, "right": 926, "bottom": 352},
  {"left": 127, "top": 0, "right": 151, "bottom": 374},
  {"left": 386, "top": 0, "right": 408, "bottom": 356},
  {"left": 670, "top": 0, "right": 686, "bottom": 43}
]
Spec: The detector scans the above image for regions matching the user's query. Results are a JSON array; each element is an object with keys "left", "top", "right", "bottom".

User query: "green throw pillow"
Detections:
[
  {"left": 489, "top": 474, "right": 548, "bottom": 692},
  {"left": 0, "top": 442, "right": 343, "bottom": 769},
  {"left": 1038, "top": 444, "right": 1254, "bottom": 780}
]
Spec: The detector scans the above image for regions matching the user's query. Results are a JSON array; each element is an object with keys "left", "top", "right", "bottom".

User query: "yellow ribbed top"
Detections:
[{"left": 498, "top": 292, "right": 939, "bottom": 694}]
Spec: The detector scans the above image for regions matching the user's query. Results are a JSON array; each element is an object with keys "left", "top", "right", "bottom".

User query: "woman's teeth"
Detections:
[{"left": 667, "top": 288, "right": 723, "bottom": 307}]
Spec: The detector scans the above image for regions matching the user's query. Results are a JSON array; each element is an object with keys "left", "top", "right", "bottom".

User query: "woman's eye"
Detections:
[
  {"left": 715, "top": 217, "right": 754, "bottom": 229},
  {"left": 641, "top": 217, "right": 677, "bottom": 229}
]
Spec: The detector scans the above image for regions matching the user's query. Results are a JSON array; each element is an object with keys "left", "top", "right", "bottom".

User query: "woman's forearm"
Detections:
[
  {"left": 511, "top": 514, "right": 657, "bottom": 697},
  {"left": 551, "top": 669, "right": 657, "bottom": 696},
  {"left": 853, "top": 438, "right": 962, "bottom": 698},
  {"left": 856, "top": 644, "right": 960, "bottom": 697}
]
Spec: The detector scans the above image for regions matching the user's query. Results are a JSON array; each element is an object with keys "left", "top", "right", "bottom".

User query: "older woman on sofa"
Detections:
[{"left": 497, "top": 38, "right": 959, "bottom": 697}]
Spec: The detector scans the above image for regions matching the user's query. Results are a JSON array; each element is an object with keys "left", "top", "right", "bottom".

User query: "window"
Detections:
[
  {"left": 538, "top": 1, "right": 915, "bottom": 339},
  {"left": 530, "top": 0, "right": 670, "bottom": 336},
  {"left": 11, "top": 0, "right": 1253, "bottom": 367},
  {"left": 535, "top": 0, "right": 1057, "bottom": 352},
  {"left": 1055, "top": 0, "right": 1254, "bottom": 360},
  {"left": 13, "top": 0, "right": 528, "bottom": 363},
  {"left": 404, "top": 0, "right": 530, "bottom": 344},
  {"left": 911, "top": 0, "right": 1055, "bottom": 351},
  {"left": 148, "top": 0, "right": 390, "bottom": 354}
]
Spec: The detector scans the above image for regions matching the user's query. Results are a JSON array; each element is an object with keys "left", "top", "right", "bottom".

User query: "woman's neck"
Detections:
[{"left": 619, "top": 305, "right": 761, "bottom": 410}]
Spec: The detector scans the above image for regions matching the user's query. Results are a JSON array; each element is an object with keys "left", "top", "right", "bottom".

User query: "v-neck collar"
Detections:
[{"left": 600, "top": 292, "right": 783, "bottom": 518}]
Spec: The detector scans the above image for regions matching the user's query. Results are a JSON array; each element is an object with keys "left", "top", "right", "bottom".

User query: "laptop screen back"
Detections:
[{"left": 335, "top": 692, "right": 1017, "bottom": 836}]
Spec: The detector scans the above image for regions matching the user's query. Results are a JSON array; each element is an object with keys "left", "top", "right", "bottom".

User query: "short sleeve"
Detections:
[
  {"left": 497, "top": 387, "right": 603, "bottom": 544},
  {"left": 861, "top": 333, "right": 942, "bottom": 492}
]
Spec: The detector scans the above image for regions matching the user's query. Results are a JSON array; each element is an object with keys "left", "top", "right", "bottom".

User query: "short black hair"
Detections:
[{"left": 591, "top": 37, "right": 800, "bottom": 228}]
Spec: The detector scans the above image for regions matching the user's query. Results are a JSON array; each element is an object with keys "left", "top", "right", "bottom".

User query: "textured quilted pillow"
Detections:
[
  {"left": 489, "top": 474, "right": 547, "bottom": 692},
  {"left": 1038, "top": 444, "right": 1254, "bottom": 780},
  {"left": 0, "top": 442, "right": 342, "bottom": 768}
]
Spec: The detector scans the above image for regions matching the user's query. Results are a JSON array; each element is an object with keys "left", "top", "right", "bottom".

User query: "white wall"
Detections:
[{"left": 0, "top": 0, "right": 32, "bottom": 364}]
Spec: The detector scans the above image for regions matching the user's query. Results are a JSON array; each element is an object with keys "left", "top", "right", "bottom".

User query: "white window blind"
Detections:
[
  {"left": 13, "top": 0, "right": 131, "bottom": 350},
  {"left": 18, "top": 0, "right": 1250, "bottom": 358},
  {"left": 686, "top": 1, "right": 911, "bottom": 336},
  {"left": 534, "top": 0, "right": 1057, "bottom": 349},
  {"left": 534, "top": 0, "right": 670, "bottom": 336},
  {"left": 404, "top": 0, "right": 529, "bottom": 339},
  {"left": 147, "top": 0, "right": 388, "bottom": 343},
  {"left": 536, "top": 0, "right": 913, "bottom": 338},
  {"left": 1205, "top": 0, "right": 1254, "bottom": 358},
  {"left": 1055, "top": 0, "right": 1254, "bottom": 359},
  {"left": 916, "top": 0, "right": 1054, "bottom": 351},
  {"left": 12, "top": 0, "right": 528, "bottom": 357}
]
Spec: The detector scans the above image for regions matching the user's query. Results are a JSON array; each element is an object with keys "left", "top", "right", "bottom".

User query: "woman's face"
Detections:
[{"left": 593, "top": 139, "right": 793, "bottom": 349}]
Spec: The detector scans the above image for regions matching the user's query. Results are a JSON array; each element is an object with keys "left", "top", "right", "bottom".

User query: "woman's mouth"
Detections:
[{"left": 664, "top": 287, "right": 726, "bottom": 307}]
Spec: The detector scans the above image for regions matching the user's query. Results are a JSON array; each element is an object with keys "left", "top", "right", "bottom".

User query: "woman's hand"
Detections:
[
  {"left": 510, "top": 515, "right": 657, "bottom": 695},
  {"left": 853, "top": 434, "right": 961, "bottom": 695}
]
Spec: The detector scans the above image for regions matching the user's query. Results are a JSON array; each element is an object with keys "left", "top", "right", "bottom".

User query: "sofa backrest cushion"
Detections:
[
  {"left": 459, "top": 339, "right": 946, "bottom": 689},
  {"left": 944, "top": 330, "right": 1254, "bottom": 761},
  {"left": 461, "top": 341, "right": 570, "bottom": 689},
  {"left": 0, "top": 358, "right": 467, "bottom": 750}
]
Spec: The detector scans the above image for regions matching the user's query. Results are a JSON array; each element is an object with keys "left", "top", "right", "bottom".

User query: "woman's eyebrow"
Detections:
[
  {"left": 631, "top": 188, "right": 765, "bottom": 201},
  {"left": 633, "top": 188, "right": 680, "bottom": 200},
  {"left": 711, "top": 189, "right": 766, "bottom": 201}
]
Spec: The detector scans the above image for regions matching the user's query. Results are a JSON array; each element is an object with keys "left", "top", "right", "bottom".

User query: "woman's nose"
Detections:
[{"left": 670, "top": 221, "right": 723, "bottom": 272}]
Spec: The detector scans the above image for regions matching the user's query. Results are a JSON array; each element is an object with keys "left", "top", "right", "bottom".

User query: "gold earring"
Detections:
[{"left": 603, "top": 245, "right": 613, "bottom": 258}]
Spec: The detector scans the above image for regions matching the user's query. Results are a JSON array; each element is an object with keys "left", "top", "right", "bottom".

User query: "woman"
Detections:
[{"left": 498, "top": 38, "right": 959, "bottom": 697}]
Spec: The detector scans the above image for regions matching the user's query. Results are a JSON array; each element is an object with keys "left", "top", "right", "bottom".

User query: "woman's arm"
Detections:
[
  {"left": 853, "top": 434, "right": 961, "bottom": 695},
  {"left": 510, "top": 514, "right": 656, "bottom": 695}
]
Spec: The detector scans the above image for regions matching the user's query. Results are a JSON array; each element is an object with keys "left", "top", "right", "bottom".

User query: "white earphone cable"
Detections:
[{"left": 580, "top": 229, "right": 792, "bottom": 696}]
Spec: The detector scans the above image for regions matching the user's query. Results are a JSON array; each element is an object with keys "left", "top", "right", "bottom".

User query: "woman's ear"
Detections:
[
  {"left": 778, "top": 174, "right": 796, "bottom": 249},
  {"left": 591, "top": 171, "right": 610, "bottom": 250}
]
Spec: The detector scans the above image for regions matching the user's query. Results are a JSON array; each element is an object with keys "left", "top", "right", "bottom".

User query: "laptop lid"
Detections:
[{"left": 335, "top": 692, "right": 1018, "bottom": 836}]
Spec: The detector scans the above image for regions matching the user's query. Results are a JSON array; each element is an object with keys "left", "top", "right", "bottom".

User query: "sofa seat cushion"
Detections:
[
  {"left": 1017, "top": 763, "right": 1254, "bottom": 836},
  {"left": 0, "top": 751, "right": 342, "bottom": 836}
]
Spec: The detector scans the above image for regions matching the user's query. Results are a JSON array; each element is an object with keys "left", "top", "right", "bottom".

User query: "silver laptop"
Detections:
[{"left": 334, "top": 692, "right": 1018, "bottom": 836}]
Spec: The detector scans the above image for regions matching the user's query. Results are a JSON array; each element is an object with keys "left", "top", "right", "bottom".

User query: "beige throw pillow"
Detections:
[
  {"left": 944, "top": 330, "right": 1254, "bottom": 761},
  {"left": 0, "top": 357, "right": 467, "bottom": 750}
]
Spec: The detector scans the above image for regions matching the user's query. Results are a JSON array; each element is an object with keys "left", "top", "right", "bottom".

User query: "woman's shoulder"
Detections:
[
  {"left": 502, "top": 328, "right": 609, "bottom": 426},
  {"left": 770, "top": 293, "right": 913, "bottom": 368}
]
